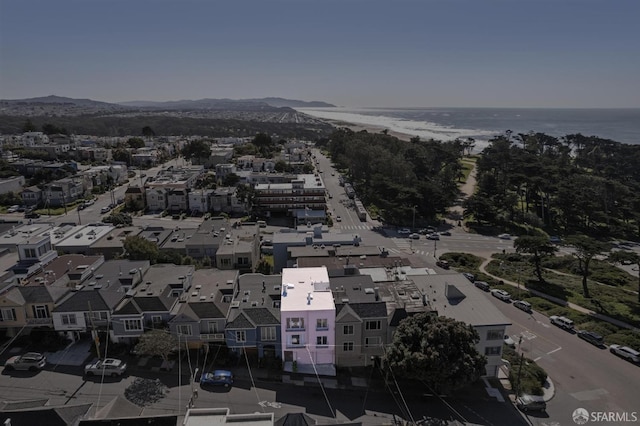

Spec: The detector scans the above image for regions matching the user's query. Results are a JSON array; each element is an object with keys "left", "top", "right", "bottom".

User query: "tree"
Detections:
[
  {"left": 222, "top": 173, "right": 240, "bottom": 187},
  {"left": 22, "top": 119, "right": 37, "bottom": 132},
  {"left": 142, "top": 126, "right": 155, "bottom": 138},
  {"left": 123, "top": 235, "right": 159, "bottom": 263},
  {"left": 181, "top": 140, "right": 211, "bottom": 162},
  {"left": 127, "top": 137, "right": 145, "bottom": 149},
  {"left": 384, "top": 313, "right": 486, "bottom": 393},
  {"left": 134, "top": 330, "right": 178, "bottom": 361},
  {"left": 514, "top": 236, "right": 558, "bottom": 282},
  {"left": 608, "top": 250, "right": 640, "bottom": 303},
  {"left": 566, "top": 235, "right": 610, "bottom": 298}
]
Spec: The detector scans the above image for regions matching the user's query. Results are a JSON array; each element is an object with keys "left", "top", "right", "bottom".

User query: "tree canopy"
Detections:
[
  {"left": 383, "top": 313, "right": 486, "bottom": 393},
  {"left": 134, "top": 329, "right": 178, "bottom": 360},
  {"left": 182, "top": 140, "right": 212, "bottom": 161},
  {"left": 566, "top": 235, "right": 610, "bottom": 298},
  {"left": 514, "top": 236, "right": 558, "bottom": 282},
  {"left": 123, "top": 235, "right": 159, "bottom": 263}
]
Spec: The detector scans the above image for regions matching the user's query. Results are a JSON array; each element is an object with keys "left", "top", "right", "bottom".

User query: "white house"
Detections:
[{"left": 280, "top": 266, "right": 336, "bottom": 376}]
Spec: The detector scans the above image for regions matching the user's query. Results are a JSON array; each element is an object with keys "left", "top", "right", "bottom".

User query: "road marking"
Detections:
[
  {"left": 534, "top": 346, "right": 562, "bottom": 361},
  {"left": 570, "top": 388, "right": 609, "bottom": 401}
]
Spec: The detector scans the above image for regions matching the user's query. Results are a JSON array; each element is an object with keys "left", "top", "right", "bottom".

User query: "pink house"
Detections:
[{"left": 281, "top": 267, "right": 336, "bottom": 376}]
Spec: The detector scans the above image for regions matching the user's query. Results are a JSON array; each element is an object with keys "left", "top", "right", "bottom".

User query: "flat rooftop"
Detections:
[{"left": 281, "top": 267, "right": 333, "bottom": 312}]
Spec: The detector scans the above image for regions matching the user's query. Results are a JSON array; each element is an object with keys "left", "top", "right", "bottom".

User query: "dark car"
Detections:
[
  {"left": 200, "top": 370, "right": 234, "bottom": 388},
  {"left": 474, "top": 281, "right": 490, "bottom": 291},
  {"left": 24, "top": 211, "right": 40, "bottom": 219},
  {"left": 436, "top": 260, "right": 450, "bottom": 269},
  {"left": 462, "top": 272, "right": 475, "bottom": 282},
  {"left": 577, "top": 330, "right": 604, "bottom": 347}
]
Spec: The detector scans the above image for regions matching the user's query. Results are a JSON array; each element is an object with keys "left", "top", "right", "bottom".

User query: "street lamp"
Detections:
[{"left": 412, "top": 205, "right": 417, "bottom": 230}]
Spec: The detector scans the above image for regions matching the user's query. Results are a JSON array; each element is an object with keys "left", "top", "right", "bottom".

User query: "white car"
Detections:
[
  {"left": 498, "top": 233, "right": 511, "bottom": 240},
  {"left": 513, "top": 300, "right": 532, "bottom": 313},
  {"left": 490, "top": 289, "right": 511, "bottom": 301},
  {"left": 4, "top": 352, "right": 46, "bottom": 371},
  {"left": 84, "top": 358, "right": 127, "bottom": 377},
  {"left": 504, "top": 335, "right": 516, "bottom": 347},
  {"left": 609, "top": 345, "right": 640, "bottom": 363},
  {"left": 398, "top": 228, "right": 411, "bottom": 235},
  {"left": 7, "top": 205, "right": 20, "bottom": 213},
  {"left": 550, "top": 315, "right": 575, "bottom": 330}
]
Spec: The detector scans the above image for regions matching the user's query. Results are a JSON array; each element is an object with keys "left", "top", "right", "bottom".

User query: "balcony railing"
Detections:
[
  {"left": 26, "top": 318, "right": 53, "bottom": 326},
  {"left": 201, "top": 333, "right": 225, "bottom": 342}
]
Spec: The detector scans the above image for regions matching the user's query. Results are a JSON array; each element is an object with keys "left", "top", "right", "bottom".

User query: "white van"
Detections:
[
  {"left": 550, "top": 315, "right": 574, "bottom": 330},
  {"left": 257, "top": 220, "right": 267, "bottom": 228}
]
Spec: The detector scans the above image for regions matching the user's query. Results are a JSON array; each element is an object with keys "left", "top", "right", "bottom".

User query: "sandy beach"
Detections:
[{"left": 320, "top": 118, "right": 415, "bottom": 142}]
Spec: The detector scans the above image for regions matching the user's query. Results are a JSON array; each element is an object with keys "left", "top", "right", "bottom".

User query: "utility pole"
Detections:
[
  {"left": 77, "top": 206, "right": 82, "bottom": 225},
  {"left": 88, "top": 301, "right": 100, "bottom": 358},
  {"left": 515, "top": 336, "right": 524, "bottom": 396},
  {"left": 433, "top": 239, "right": 437, "bottom": 258}
]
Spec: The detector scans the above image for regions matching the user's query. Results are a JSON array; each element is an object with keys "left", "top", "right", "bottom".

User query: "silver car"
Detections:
[
  {"left": 609, "top": 345, "right": 640, "bottom": 363},
  {"left": 84, "top": 358, "right": 127, "bottom": 377},
  {"left": 491, "top": 289, "right": 511, "bottom": 301},
  {"left": 4, "top": 352, "right": 46, "bottom": 371}
]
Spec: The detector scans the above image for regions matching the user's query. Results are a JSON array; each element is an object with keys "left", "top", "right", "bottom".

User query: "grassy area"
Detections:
[
  {"left": 502, "top": 345, "right": 547, "bottom": 396},
  {"left": 481, "top": 254, "right": 640, "bottom": 349}
]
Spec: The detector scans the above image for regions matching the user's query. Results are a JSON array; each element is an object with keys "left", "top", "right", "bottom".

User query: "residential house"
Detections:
[
  {"left": 10, "top": 233, "right": 58, "bottom": 277},
  {"left": 188, "top": 189, "right": 214, "bottom": 214},
  {"left": 209, "top": 187, "right": 244, "bottom": 214},
  {"left": 124, "top": 186, "right": 146, "bottom": 210},
  {"left": 225, "top": 273, "right": 282, "bottom": 363},
  {"left": 168, "top": 268, "right": 238, "bottom": 350},
  {"left": 215, "top": 223, "right": 259, "bottom": 273},
  {"left": 145, "top": 187, "right": 168, "bottom": 212},
  {"left": 280, "top": 267, "right": 336, "bottom": 376},
  {"left": 88, "top": 226, "right": 143, "bottom": 260},
  {"left": 54, "top": 223, "right": 115, "bottom": 255},
  {"left": 20, "top": 186, "right": 42, "bottom": 207},
  {"left": 330, "top": 275, "right": 389, "bottom": 367},
  {"left": 43, "top": 177, "right": 86, "bottom": 207},
  {"left": 0, "top": 284, "right": 71, "bottom": 337},
  {"left": 166, "top": 188, "right": 189, "bottom": 213}
]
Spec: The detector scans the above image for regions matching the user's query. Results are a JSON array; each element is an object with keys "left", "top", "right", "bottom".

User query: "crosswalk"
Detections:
[{"left": 337, "top": 224, "right": 376, "bottom": 231}]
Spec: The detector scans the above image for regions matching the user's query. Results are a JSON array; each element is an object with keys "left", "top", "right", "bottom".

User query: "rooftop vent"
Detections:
[
  {"left": 199, "top": 296, "right": 207, "bottom": 301},
  {"left": 195, "top": 285, "right": 202, "bottom": 290},
  {"left": 191, "top": 291, "right": 198, "bottom": 297},
  {"left": 230, "top": 301, "right": 240, "bottom": 308}
]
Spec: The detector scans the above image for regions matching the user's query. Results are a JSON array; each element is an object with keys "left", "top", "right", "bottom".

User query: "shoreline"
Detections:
[{"left": 320, "top": 118, "right": 415, "bottom": 142}]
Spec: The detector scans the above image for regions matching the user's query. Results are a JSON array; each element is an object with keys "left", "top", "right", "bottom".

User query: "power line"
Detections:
[
  {"left": 304, "top": 344, "right": 337, "bottom": 423},
  {"left": 380, "top": 342, "right": 415, "bottom": 425}
]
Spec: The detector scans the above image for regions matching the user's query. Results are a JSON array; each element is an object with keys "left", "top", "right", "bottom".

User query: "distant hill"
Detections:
[
  {"left": 119, "top": 97, "right": 335, "bottom": 109},
  {"left": 1, "top": 95, "right": 121, "bottom": 108}
]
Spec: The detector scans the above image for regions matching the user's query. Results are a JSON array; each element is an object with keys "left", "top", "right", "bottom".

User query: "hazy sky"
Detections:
[{"left": 1, "top": 0, "right": 639, "bottom": 108}]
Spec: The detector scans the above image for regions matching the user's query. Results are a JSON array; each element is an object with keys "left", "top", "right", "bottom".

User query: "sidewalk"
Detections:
[{"left": 479, "top": 258, "right": 639, "bottom": 331}]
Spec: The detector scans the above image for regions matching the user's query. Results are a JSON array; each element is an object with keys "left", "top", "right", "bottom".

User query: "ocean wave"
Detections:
[{"left": 298, "top": 107, "right": 497, "bottom": 150}]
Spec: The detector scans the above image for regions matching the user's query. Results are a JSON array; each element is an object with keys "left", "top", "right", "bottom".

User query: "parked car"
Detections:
[
  {"left": 426, "top": 233, "right": 440, "bottom": 240},
  {"left": 491, "top": 289, "right": 511, "bottom": 301},
  {"left": 200, "top": 370, "right": 234, "bottom": 388},
  {"left": 24, "top": 210, "right": 40, "bottom": 219},
  {"left": 84, "top": 358, "right": 127, "bottom": 377},
  {"left": 498, "top": 233, "right": 511, "bottom": 240},
  {"left": 7, "top": 205, "right": 20, "bottom": 213},
  {"left": 609, "top": 345, "right": 640, "bottom": 363},
  {"left": 335, "top": 216, "right": 342, "bottom": 222},
  {"left": 516, "top": 394, "right": 547, "bottom": 412},
  {"left": 4, "top": 352, "right": 46, "bottom": 371},
  {"left": 474, "top": 281, "right": 490, "bottom": 291},
  {"left": 513, "top": 300, "right": 533, "bottom": 313},
  {"left": 439, "top": 230, "right": 451, "bottom": 236},
  {"left": 436, "top": 260, "right": 450, "bottom": 269},
  {"left": 549, "top": 235, "right": 562, "bottom": 244},
  {"left": 504, "top": 335, "right": 516, "bottom": 347},
  {"left": 462, "top": 272, "right": 475, "bottom": 282},
  {"left": 100, "top": 206, "right": 111, "bottom": 214},
  {"left": 577, "top": 330, "right": 605, "bottom": 347},
  {"left": 409, "top": 233, "right": 420, "bottom": 239},
  {"left": 550, "top": 315, "right": 575, "bottom": 331},
  {"left": 398, "top": 228, "right": 411, "bottom": 235}
]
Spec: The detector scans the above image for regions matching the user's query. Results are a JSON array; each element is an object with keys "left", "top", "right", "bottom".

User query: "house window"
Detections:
[
  {"left": 151, "top": 315, "right": 162, "bottom": 326},
  {"left": 261, "top": 326, "right": 276, "bottom": 341},
  {"left": 124, "top": 319, "right": 143, "bottom": 331},
  {"left": 235, "top": 331, "right": 246, "bottom": 343},
  {"left": 207, "top": 322, "right": 218, "bottom": 334},
  {"left": 286, "top": 318, "right": 304, "bottom": 330},
  {"left": 343, "top": 325, "right": 354, "bottom": 335},
  {"left": 365, "top": 336, "right": 381, "bottom": 347},
  {"left": 316, "top": 336, "right": 328, "bottom": 346},
  {"left": 222, "top": 294, "right": 232, "bottom": 303},
  {"left": 0, "top": 308, "right": 16, "bottom": 321},
  {"left": 272, "top": 300, "right": 281, "bottom": 308},
  {"left": 485, "top": 346, "right": 502, "bottom": 356},
  {"left": 178, "top": 325, "right": 192, "bottom": 336},
  {"left": 34, "top": 305, "right": 49, "bottom": 319},
  {"left": 365, "top": 320, "right": 381, "bottom": 330},
  {"left": 61, "top": 314, "right": 76, "bottom": 325},
  {"left": 290, "top": 334, "right": 301, "bottom": 345},
  {"left": 487, "top": 330, "right": 503, "bottom": 340},
  {"left": 343, "top": 342, "right": 354, "bottom": 352},
  {"left": 24, "top": 248, "right": 36, "bottom": 258},
  {"left": 316, "top": 318, "right": 328, "bottom": 330}
]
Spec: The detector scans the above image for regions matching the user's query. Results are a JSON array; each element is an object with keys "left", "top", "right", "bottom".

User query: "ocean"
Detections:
[{"left": 298, "top": 107, "right": 640, "bottom": 150}]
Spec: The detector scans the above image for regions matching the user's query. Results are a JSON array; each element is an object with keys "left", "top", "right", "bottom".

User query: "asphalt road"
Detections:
[{"left": 486, "top": 290, "right": 640, "bottom": 426}]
